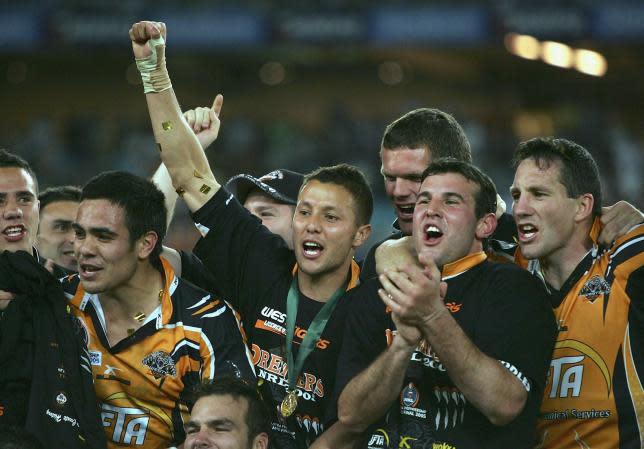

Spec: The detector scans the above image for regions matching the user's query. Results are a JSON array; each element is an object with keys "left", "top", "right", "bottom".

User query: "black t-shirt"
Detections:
[
  {"left": 190, "top": 188, "right": 363, "bottom": 449},
  {"left": 335, "top": 255, "right": 556, "bottom": 449}
]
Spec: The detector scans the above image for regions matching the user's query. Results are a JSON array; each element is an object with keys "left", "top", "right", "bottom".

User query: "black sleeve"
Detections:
[
  {"left": 476, "top": 265, "right": 557, "bottom": 397},
  {"left": 190, "top": 188, "right": 294, "bottom": 313},
  {"left": 199, "top": 300, "right": 256, "bottom": 384},
  {"left": 179, "top": 250, "right": 222, "bottom": 297},
  {"left": 326, "top": 280, "right": 390, "bottom": 424},
  {"left": 491, "top": 212, "right": 517, "bottom": 242}
]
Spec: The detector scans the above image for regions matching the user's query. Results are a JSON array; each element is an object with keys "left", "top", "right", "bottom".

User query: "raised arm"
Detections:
[
  {"left": 130, "top": 20, "right": 220, "bottom": 212},
  {"left": 152, "top": 98, "right": 224, "bottom": 227},
  {"left": 380, "top": 258, "right": 529, "bottom": 426}
]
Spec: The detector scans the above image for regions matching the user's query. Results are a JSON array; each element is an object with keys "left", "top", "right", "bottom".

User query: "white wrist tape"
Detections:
[{"left": 135, "top": 36, "right": 172, "bottom": 94}]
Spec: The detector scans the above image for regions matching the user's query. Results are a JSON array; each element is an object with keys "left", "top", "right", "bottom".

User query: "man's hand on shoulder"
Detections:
[
  {"left": 599, "top": 200, "right": 644, "bottom": 246},
  {"left": 0, "top": 290, "right": 15, "bottom": 310},
  {"left": 375, "top": 236, "right": 418, "bottom": 275}
]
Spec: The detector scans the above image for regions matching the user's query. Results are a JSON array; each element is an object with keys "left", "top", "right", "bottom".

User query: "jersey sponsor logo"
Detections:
[
  {"left": 254, "top": 319, "right": 330, "bottom": 350},
  {"left": 55, "top": 392, "right": 68, "bottom": 406},
  {"left": 579, "top": 275, "right": 610, "bottom": 302},
  {"left": 101, "top": 403, "right": 150, "bottom": 445},
  {"left": 400, "top": 383, "right": 426, "bottom": 419},
  {"left": 401, "top": 383, "right": 420, "bottom": 408},
  {"left": 409, "top": 344, "right": 446, "bottom": 372},
  {"left": 367, "top": 429, "right": 389, "bottom": 449},
  {"left": 499, "top": 360, "right": 531, "bottom": 392},
  {"left": 548, "top": 340, "right": 611, "bottom": 398},
  {"left": 399, "top": 436, "right": 417, "bottom": 449},
  {"left": 251, "top": 343, "right": 325, "bottom": 400},
  {"left": 541, "top": 408, "right": 611, "bottom": 420},
  {"left": 97, "top": 363, "right": 131, "bottom": 385},
  {"left": 260, "top": 306, "right": 287, "bottom": 324},
  {"left": 142, "top": 351, "right": 177, "bottom": 381},
  {"left": 432, "top": 443, "right": 456, "bottom": 449},
  {"left": 89, "top": 350, "right": 102, "bottom": 366},
  {"left": 548, "top": 355, "right": 585, "bottom": 398},
  {"left": 45, "top": 409, "right": 80, "bottom": 428},
  {"left": 444, "top": 302, "right": 462, "bottom": 313}
]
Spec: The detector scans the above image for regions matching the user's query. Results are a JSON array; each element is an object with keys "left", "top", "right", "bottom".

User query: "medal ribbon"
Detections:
[{"left": 284, "top": 276, "right": 344, "bottom": 394}]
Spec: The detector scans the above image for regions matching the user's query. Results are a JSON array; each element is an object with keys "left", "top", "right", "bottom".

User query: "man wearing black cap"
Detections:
[{"left": 226, "top": 169, "right": 304, "bottom": 250}]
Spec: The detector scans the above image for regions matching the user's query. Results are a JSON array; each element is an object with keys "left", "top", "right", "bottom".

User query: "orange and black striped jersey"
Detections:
[
  {"left": 61, "top": 258, "right": 255, "bottom": 449},
  {"left": 518, "top": 220, "right": 644, "bottom": 449}
]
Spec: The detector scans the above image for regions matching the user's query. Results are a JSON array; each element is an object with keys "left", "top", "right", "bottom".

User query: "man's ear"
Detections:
[
  {"left": 136, "top": 231, "right": 159, "bottom": 259},
  {"left": 574, "top": 193, "right": 594, "bottom": 223},
  {"left": 475, "top": 213, "right": 497, "bottom": 240},
  {"left": 352, "top": 224, "right": 372, "bottom": 249},
  {"left": 251, "top": 432, "right": 269, "bottom": 449}
]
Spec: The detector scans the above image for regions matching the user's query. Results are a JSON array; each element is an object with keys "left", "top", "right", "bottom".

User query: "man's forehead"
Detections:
[
  {"left": 194, "top": 394, "right": 248, "bottom": 419},
  {"left": 298, "top": 180, "right": 351, "bottom": 206},
  {"left": 41, "top": 200, "right": 80, "bottom": 215},
  {"left": 77, "top": 199, "right": 125, "bottom": 224},
  {"left": 421, "top": 172, "right": 474, "bottom": 191},
  {"left": 514, "top": 157, "right": 563, "bottom": 183},
  {"left": 0, "top": 167, "right": 37, "bottom": 194},
  {"left": 381, "top": 146, "right": 431, "bottom": 172}
]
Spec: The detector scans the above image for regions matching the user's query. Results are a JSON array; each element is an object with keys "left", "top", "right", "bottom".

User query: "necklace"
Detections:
[{"left": 131, "top": 289, "right": 164, "bottom": 328}]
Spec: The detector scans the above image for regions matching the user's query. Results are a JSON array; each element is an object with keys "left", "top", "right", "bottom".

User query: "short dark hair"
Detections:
[
  {"left": 39, "top": 185, "right": 82, "bottom": 211},
  {"left": 0, "top": 149, "right": 39, "bottom": 194},
  {"left": 0, "top": 425, "right": 43, "bottom": 449},
  {"left": 82, "top": 171, "right": 167, "bottom": 263},
  {"left": 422, "top": 158, "right": 497, "bottom": 219},
  {"left": 190, "top": 377, "right": 270, "bottom": 445},
  {"left": 381, "top": 108, "right": 472, "bottom": 163},
  {"left": 512, "top": 137, "right": 602, "bottom": 217},
  {"left": 303, "top": 164, "right": 373, "bottom": 226}
]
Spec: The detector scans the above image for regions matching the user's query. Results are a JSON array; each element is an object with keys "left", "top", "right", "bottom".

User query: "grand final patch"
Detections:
[
  {"left": 142, "top": 351, "right": 177, "bottom": 380},
  {"left": 579, "top": 275, "right": 611, "bottom": 302}
]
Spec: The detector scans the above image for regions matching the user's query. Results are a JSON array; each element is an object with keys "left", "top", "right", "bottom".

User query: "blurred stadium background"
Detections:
[{"left": 1, "top": 0, "right": 642, "bottom": 253}]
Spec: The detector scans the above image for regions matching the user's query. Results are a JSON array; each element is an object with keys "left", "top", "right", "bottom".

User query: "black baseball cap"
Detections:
[{"left": 225, "top": 169, "right": 304, "bottom": 205}]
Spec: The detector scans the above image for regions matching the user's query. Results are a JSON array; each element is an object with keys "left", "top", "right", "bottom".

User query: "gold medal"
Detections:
[{"left": 280, "top": 390, "right": 298, "bottom": 417}]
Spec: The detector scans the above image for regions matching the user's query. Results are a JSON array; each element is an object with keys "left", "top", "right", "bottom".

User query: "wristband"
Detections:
[{"left": 135, "top": 36, "right": 172, "bottom": 94}]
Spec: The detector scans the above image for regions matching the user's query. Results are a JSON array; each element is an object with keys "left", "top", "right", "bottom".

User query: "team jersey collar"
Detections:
[
  {"left": 70, "top": 256, "right": 178, "bottom": 327},
  {"left": 441, "top": 251, "right": 487, "bottom": 280},
  {"left": 291, "top": 259, "right": 361, "bottom": 292}
]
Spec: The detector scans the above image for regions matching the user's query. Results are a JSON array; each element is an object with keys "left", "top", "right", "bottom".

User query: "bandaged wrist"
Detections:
[{"left": 135, "top": 36, "right": 172, "bottom": 94}]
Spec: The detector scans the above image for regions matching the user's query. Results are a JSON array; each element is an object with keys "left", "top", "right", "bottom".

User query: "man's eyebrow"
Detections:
[
  {"left": 204, "top": 418, "right": 236, "bottom": 427},
  {"left": 88, "top": 227, "right": 119, "bottom": 237},
  {"left": 443, "top": 192, "right": 465, "bottom": 201}
]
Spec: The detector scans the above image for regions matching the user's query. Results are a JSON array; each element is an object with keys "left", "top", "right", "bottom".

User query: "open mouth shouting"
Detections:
[
  {"left": 423, "top": 224, "right": 444, "bottom": 245},
  {"left": 517, "top": 223, "right": 538, "bottom": 243},
  {"left": 79, "top": 262, "right": 102, "bottom": 281},
  {"left": 396, "top": 203, "right": 415, "bottom": 221},
  {"left": 2, "top": 225, "right": 27, "bottom": 242},
  {"left": 302, "top": 240, "right": 324, "bottom": 259}
]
